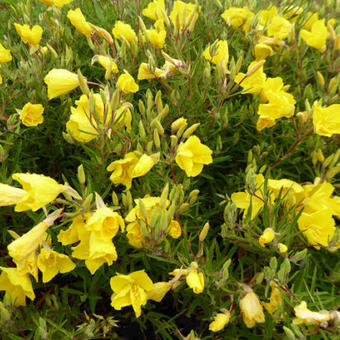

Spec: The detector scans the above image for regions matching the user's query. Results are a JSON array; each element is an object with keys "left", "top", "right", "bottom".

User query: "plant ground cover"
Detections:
[{"left": 0, "top": 0, "right": 339, "bottom": 339}]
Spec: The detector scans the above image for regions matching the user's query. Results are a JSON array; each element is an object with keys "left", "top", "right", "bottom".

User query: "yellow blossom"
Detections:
[
  {"left": 110, "top": 270, "right": 154, "bottom": 317},
  {"left": 117, "top": 71, "right": 139, "bottom": 93},
  {"left": 203, "top": 40, "right": 229, "bottom": 70},
  {"left": 266, "top": 15, "right": 292, "bottom": 40},
  {"left": 254, "top": 43, "right": 274, "bottom": 60},
  {"left": 176, "top": 135, "right": 213, "bottom": 177},
  {"left": 209, "top": 311, "right": 230, "bottom": 332},
  {"left": 186, "top": 262, "right": 204, "bottom": 294},
  {"left": 113, "top": 105, "right": 132, "bottom": 132},
  {"left": 112, "top": 21, "right": 137, "bottom": 42},
  {"left": 0, "top": 183, "right": 26, "bottom": 207},
  {"left": 300, "top": 19, "right": 328, "bottom": 52},
  {"left": 14, "top": 23, "right": 43, "bottom": 46},
  {"left": 107, "top": 152, "right": 155, "bottom": 190},
  {"left": 96, "top": 55, "right": 119, "bottom": 74},
  {"left": 7, "top": 222, "right": 48, "bottom": 271},
  {"left": 262, "top": 281, "right": 282, "bottom": 315},
  {"left": 259, "top": 228, "right": 275, "bottom": 247},
  {"left": 37, "top": 249, "right": 75, "bottom": 283},
  {"left": 278, "top": 243, "right": 288, "bottom": 253},
  {"left": 137, "top": 63, "right": 165, "bottom": 80},
  {"left": 44, "top": 69, "right": 79, "bottom": 100},
  {"left": 293, "top": 301, "right": 331, "bottom": 325},
  {"left": 240, "top": 290, "right": 265, "bottom": 328},
  {"left": 19, "top": 102, "right": 44, "bottom": 127},
  {"left": 58, "top": 214, "right": 89, "bottom": 245},
  {"left": 0, "top": 267, "right": 35, "bottom": 306},
  {"left": 147, "top": 28, "right": 166, "bottom": 49},
  {"left": 142, "top": 0, "right": 165, "bottom": 21},
  {"left": 221, "top": 7, "right": 253, "bottom": 30},
  {"left": 0, "top": 43, "right": 12, "bottom": 63},
  {"left": 169, "top": 1, "right": 201, "bottom": 31},
  {"left": 146, "top": 281, "right": 171, "bottom": 302},
  {"left": 312, "top": 102, "right": 340, "bottom": 137},
  {"left": 39, "top": 0, "right": 73, "bottom": 7},
  {"left": 67, "top": 8, "right": 92, "bottom": 36},
  {"left": 234, "top": 61, "right": 267, "bottom": 95},
  {"left": 11, "top": 173, "right": 64, "bottom": 212}
]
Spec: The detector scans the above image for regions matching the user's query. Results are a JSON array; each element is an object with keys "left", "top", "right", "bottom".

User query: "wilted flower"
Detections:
[
  {"left": 95, "top": 55, "right": 119, "bottom": 74},
  {"left": 44, "top": 69, "right": 79, "bottom": 100},
  {"left": 14, "top": 23, "right": 43, "bottom": 46},
  {"left": 293, "top": 301, "right": 331, "bottom": 326},
  {"left": 19, "top": 102, "right": 44, "bottom": 127},
  {"left": 262, "top": 281, "right": 282, "bottom": 315},
  {"left": 0, "top": 267, "right": 35, "bottom": 306},
  {"left": 175, "top": 135, "right": 213, "bottom": 177},
  {"left": 240, "top": 290, "right": 265, "bottom": 328},
  {"left": 67, "top": 8, "right": 92, "bottom": 36}
]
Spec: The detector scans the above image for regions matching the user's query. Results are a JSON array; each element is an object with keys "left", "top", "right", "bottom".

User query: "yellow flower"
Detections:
[
  {"left": 231, "top": 174, "right": 266, "bottom": 220},
  {"left": 267, "top": 178, "right": 304, "bottom": 202},
  {"left": 186, "top": 262, "right": 204, "bottom": 294},
  {"left": 85, "top": 207, "right": 125, "bottom": 240},
  {"left": 266, "top": 15, "right": 291, "bottom": 40},
  {"left": 110, "top": 270, "right": 154, "bottom": 317},
  {"left": 142, "top": 0, "right": 165, "bottom": 21},
  {"left": 37, "top": 249, "right": 75, "bottom": 283},
  {"left": 312, "top": 102, "right": 340, "bottom": 137},
  {"left": 259, "top": 228, "right": 275, "bottom": 247},
  {"left": 171, "top": 117, "right": 187, "bottom": 131},
  {"left": 146, "top": 281, "right": 171, "bottom": 302},
  {"left": 0, "top": 43, "right": 12, "bottom": 63},
  {"left": 203, "top": 40, "right": 229, "bottom": 70},
  {"left": 137, "top": 63, "right": 165, "bottom": 80},
  {"left": 300, "top": 19, "right": 328, "bottom": 52},
  {"left": 176, "top": 135, "right": 213, "bottom": 177},
  {"left": 19, "top": 102, "right": 44, "bottom": 127},
  {"left": 0, "top": 183, "right": 26, "bottom": 207},
  {"left": 302, "top": 12, "right": 319, "bottom": 30},
  {"left": 112, "top": 21, "right": 137, "bottom": 42},
  {"left": 209, "top": 311, "right": 230, "bottom": 332},
  {"left": 7, "top": 221, "right": 48, "bottom": 271},
  {"left": 117, "top": 71, "right": 139, "bottom": 93},
  {"left": 262, "top": 281, "right": 282, "bottom": 315},
  {"left": 96, "top": 55, "right": 119, "bottom": 74},
  {"left": 11, "top": 173, "right": 64, "bottom": 212},
  {"left": 278, "top": 243, "right": 288, "bottom": 253},
  {"left": 58, "top": 214, "right": 89, "bottom": 245},
  {"left": 298, "top": 209, "right": 335, "bottom": 249},
  {"left": 44, "top": 69, "right": 79, "bottom": 100},
  {"left": 0, "top": 267, "right": 35, "bottom": 306},
  {"left": 39, "top": 0, "right": 73, "bottom": 7},
  {"left": 167, "top": 220, "right": 182, "bottom": 239},
  {"left": 147, "top": 28, "right": 166, "bottom": 49},
  {"left": 113, "top": 105, "right": 132, "bottom": 132},
  {"left": 240, "top": 290, "right": 265, "bottom": 328},
  {"left": 14, "top": 23, "right": 43, "bottom": 46},
  {"left": 107, "top": 152, "right": 154, "bottom": 190},
  {"left": 253, "top": 43, "right": 273, "bottom": 60},
  {"left": 293, "top": 301, "right": 331, "bottom": 325},
  {"left": 221, "top": 7, "right": 253, "bottom": 29},
  {"left": 169, "top": 1, "right": 201, "bottom": 31},
  {"left": 67, "top": 8, "right": 92, "bottom": 36},
  {"left": 234, "top": 61, "right": 267, "bottom": 95}
]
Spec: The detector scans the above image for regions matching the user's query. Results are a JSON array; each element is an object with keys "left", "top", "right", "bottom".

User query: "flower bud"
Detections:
[{"left": 199, "top": 222, "right": 209, "bottom": 242}]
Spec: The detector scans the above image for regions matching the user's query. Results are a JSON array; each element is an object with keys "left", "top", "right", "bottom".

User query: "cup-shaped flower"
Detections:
[
  {"left": 44, "top": 69, "right": 80, "bottom": 100},
  {"left": 209, "top": 311, "right": 231, "bottom": 332},
  {"left": 0, "top": 183, "right": 26, "bottom": 207},
  {"left": 259, "top": 228, "right": 275, "bottom": 247},
  {"left": 266, "top": 15, "right": 291, "bottom": 40},
  {"left": 240, "top": 290, "right": 265, "bottom": 328},
  {"left": 0, "top": 267, "right": 35, "bottom": 306},
  {"left": 7, "top": 222, "right": 48, "bottom": 270},
  {"left": 37, "top": 249, "right": 76, "bottom": 283},
  {"left": 58, "top": 214, "right": 89, "bottom": 245},
  {"left": 117, "top": 71, "right": 139, "bottom": 93},
  {"left": 312, "top": 102, "right": 340, "bottom": 137},
  {"left": 203, "top": 40, "right": 229, "bottom": 69},
  {"left": 67, "top": 8, "right": 92, "bottom": 36},
  {"left": 40, "top": 0, "right": 73, "bottom": 7},
  {"left": 147, "top": 29, "right": 166, "bottom": 49},
  {"left": 169, "top": 1, "right": 201, "bottom": 31},
  {"left": 112, "top": 21, "right": 137, "bottom": 42},
  {"left": 221, "top": 7, "right": 253, "bottom": 29},
  {"left": 12, "top": 173, "right": 64, "bottom": 212},
  {"left": 186, "top": 268, "right": 204, "bottom": 294},
  {"left": 107, "top": 152, "right": 154, "bottom": 190},
  {"left": 137, "top": 63, "right": 165, "bottom": 80},
  {"left": 253, "top": 43, "right": 273, "bottom": 60},
  {"left": 110, "top": 270, "right": 154, "bottom": 317},
  {"left": 176, "top": 135, "right": 213, "bottom": 177},
  {"left": 19, "top": 102, "right": 44, "bottom": 127},
  {"left": 293, "top": 301, "right": 331, "bottom": 325},
  {"left": 142, "top": 0, "right": 165, "bottom": 21},
  {"left": 14, "top": 23, "right": 43, "bottom": 46},
  {"left": 0, "top": 43, "right": 12, "bottom": 63}
]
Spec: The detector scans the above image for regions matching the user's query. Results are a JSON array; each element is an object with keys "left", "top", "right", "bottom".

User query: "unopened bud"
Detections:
[
  {"left": 170, "top": 135, "right": 178, "bottom": 148},
  {"left": 199, "top": 222, "right": 209, "bottom": 242},
  {"left": 77, "top": 164, "right": 86, "bottom": 184},
  {"left": 334, "top": 36, "right": 340, "bottom": 50},
  {"left": 139, "top": 120, "right": 146, "bottom": 139},
  {"left": 328, "top": 77, "right": 338, "bottom": 96},
  {"left": 183, "top": 124, "right": 200, "bottom": 139},
  {"left": 316, "top": 71, "right": 325, "bottom": 89},
  {"left": 171, "top": 117, "right": 187, "bottom": 131},
  {"left": 77, "top": 69, "right": 90, "bottom": 96},
  {"left": 246, "top": 60, "right": 265, "bottom": 77},
  {"left": 112, "top": 191, "right": 119, "bottom": 206},
  {"left": 153, "top": 129, "right": 160, "bottom": 149},
  {"left": 179, "top": 202, "right": 190, "bottom": 213}
]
